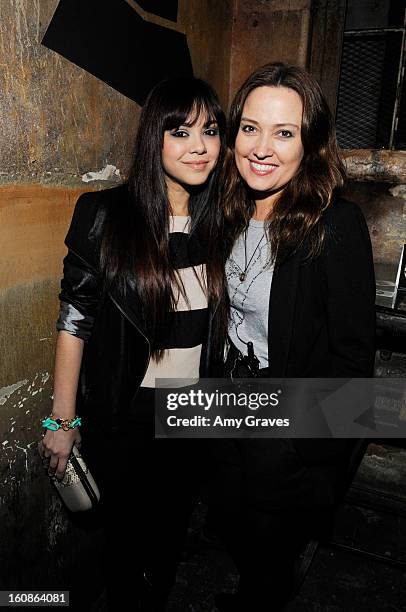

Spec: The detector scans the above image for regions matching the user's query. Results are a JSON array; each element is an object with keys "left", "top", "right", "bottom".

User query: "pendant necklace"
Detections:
[{"left": 239, "top": 230, "right": 265, "bottom": 282}]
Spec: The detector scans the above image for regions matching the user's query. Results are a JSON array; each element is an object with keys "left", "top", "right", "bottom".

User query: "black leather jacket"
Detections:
[{"left": 58, "top": 185, "right": 213, "bottom": 431}]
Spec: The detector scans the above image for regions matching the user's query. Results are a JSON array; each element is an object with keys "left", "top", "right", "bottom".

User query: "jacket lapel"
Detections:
[
  {"left": 108, "top": 283, "right": 150, "bottom": 343},
  {"left": 268, "top": 249, "right": 301, "bottom": 376}
]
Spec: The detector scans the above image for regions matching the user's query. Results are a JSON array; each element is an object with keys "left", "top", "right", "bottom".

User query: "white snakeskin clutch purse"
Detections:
[{"left": 52, "top": 445, "right": 100, "bottom": 512}]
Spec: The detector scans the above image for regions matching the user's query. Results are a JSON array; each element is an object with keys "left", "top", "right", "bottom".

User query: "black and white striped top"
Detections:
[
  {"left": 141, "top": 216, "right": 208, "bottom": 388},
  {"left": 56, "top": 215, "right": 208, "bottom": 388}
]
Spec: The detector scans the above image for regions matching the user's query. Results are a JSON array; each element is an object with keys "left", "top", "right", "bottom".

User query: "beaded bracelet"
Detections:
[{"left": 41, "top": 415, "right": 82, "bottom": 432}]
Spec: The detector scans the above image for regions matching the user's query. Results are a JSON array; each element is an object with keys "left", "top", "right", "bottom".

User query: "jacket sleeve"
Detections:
[
  {"left": 56, "top": 193, "right": 103, "bottom": 341},
  {"left": 323, "top": 200, "right": 376, "bottom": 377}
]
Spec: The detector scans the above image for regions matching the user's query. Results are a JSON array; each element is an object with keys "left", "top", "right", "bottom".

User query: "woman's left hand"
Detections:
[{"left": 38, "top": 427, "right": 82, "bottom": 480}]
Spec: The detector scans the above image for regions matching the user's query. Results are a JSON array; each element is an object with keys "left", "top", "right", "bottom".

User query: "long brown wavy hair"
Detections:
[{"left": 223, "top": 62, "right": 346, "bottom": 261}]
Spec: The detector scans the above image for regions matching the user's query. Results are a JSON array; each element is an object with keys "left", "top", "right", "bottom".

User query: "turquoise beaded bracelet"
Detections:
[{"left": 41, "top": 415, "right": 82, "bottom": 432}]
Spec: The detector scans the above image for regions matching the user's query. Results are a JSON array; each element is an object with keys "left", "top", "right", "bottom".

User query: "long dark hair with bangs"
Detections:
[
  {"left": 100, "top": 77, "right": 227, "bottom": 359},
  {"left": 223, "top": 62, "right": 346, "bottom": 261}
]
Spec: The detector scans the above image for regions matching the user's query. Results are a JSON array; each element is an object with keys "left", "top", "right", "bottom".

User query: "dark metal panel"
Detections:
[
  {"left": 42, "top": 0, "right": 193, "bottom": 105},
  {"left": 136, "top": 0, "right": 178, "bottom": 22},
  {"left": 336, "top": 31, "right": 403, "bottom": 148},
  {"left": 345, "top": 0, "right": 406, "bottom": 30}
]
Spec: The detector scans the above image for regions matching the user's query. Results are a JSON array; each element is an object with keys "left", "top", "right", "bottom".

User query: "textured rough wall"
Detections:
[
  {"left": 229, "top": 0, "right": 312, "bottom": 101},
  {"left": 0, "top": 0, "right": 138, "bottom": 186},
  {"left": 309, "top": 0, "right": 347, "bottom": 117},
  {"left": 342, "top": 152, "right": 406, "bottom": 286},
  {"left": 179, "top": 0, "right": 314, "bottom": 111},
  {"left": 343, "top": 150, "right": 406, "bottom": 185},
  {"left": 342, "top": 152, "right": 406, "bottom": 301},
  {"left": 343, "top": 181, "right": 406, "bottom": 285},
  {"left": 178, "top": 0, "right": 234, "bottom": 109},
  {"left": 0, "top": 0, "right": 138, "bottom": 595}
]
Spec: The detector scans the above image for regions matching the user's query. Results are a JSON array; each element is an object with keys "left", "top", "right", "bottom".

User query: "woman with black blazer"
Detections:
[
  {"left": 211, "top": 63, "right": 376, "bottom": 611},
  {"left": 38, "top": 77, "right": 227, "bottom": 611}
]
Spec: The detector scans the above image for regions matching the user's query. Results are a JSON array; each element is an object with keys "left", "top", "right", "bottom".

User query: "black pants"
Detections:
[
  {"left": 204, "top": 342, "right": 344, "bottom": 610},
  {"left": 80, "top": 388, "right": 205, "bottom": 611},
  {"left": 208, "top": 438, "right": 331, "bottom": 611}
]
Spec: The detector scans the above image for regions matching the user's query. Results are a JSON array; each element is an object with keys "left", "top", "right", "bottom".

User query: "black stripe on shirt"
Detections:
[
  {"left": 155, "top": 308, "right": 209, "bottom": 349},
  {"left": 169, "top": 232, "right": 206, "bottom": 269}
]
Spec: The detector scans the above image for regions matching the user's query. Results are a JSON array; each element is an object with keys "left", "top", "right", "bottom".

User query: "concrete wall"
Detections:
[
  {"left": 342, "top": 151, "right": 406, "bottom": 306},
  {"left": 178, "top": 0, "right": 234, "bottom": 110},
  {"left": 0, "top": 0, "right": 137, "bottom": 595},
  {"left": 179, "top": 0, "right": 320, "bottom": 110},
  {"left": 343, "top": 181, "right": 406, "bottom": 290},
  {"left": 229, "top": 0, "right": 312, "bottom": 99}
]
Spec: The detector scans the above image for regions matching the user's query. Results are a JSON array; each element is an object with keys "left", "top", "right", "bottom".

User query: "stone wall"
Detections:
[{"left": 342, "top": 151, "right": 406, "bottom": 305}]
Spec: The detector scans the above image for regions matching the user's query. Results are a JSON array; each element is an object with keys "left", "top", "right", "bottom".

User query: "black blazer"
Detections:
[
  {"left": 265, "top": 197, "right": 376, "bottom": 485},
  {"left": 59, "top": 185, "right": 215, "bottom": 431},
  {"left": 269, "top": 197, "right": 376, "bottom": 378},
  {"left": 216, "top": 198, "right": 376, "bottom": 512}
]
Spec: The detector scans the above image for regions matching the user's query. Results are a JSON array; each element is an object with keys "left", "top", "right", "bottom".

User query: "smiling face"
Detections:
[
  {"left": 162, "top": 113, "right": 221, "bottom": 192},
  {"left": 235, "top": 85, "right": 304, "bottom": 209}
]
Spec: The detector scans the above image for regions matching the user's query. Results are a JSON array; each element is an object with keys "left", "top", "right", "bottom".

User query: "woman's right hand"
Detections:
[{"left": 38, "top": 428, "right": 82, "bottom": 480}]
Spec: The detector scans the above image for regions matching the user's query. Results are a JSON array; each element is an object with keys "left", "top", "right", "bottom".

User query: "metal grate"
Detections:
[{"left": 336, "top": 31, "right": 403, "bottom": 149}]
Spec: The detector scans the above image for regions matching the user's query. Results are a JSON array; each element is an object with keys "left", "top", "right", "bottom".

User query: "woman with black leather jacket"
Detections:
[{"left": 38, "top": 76, "right": 227, "bottom": 611}]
